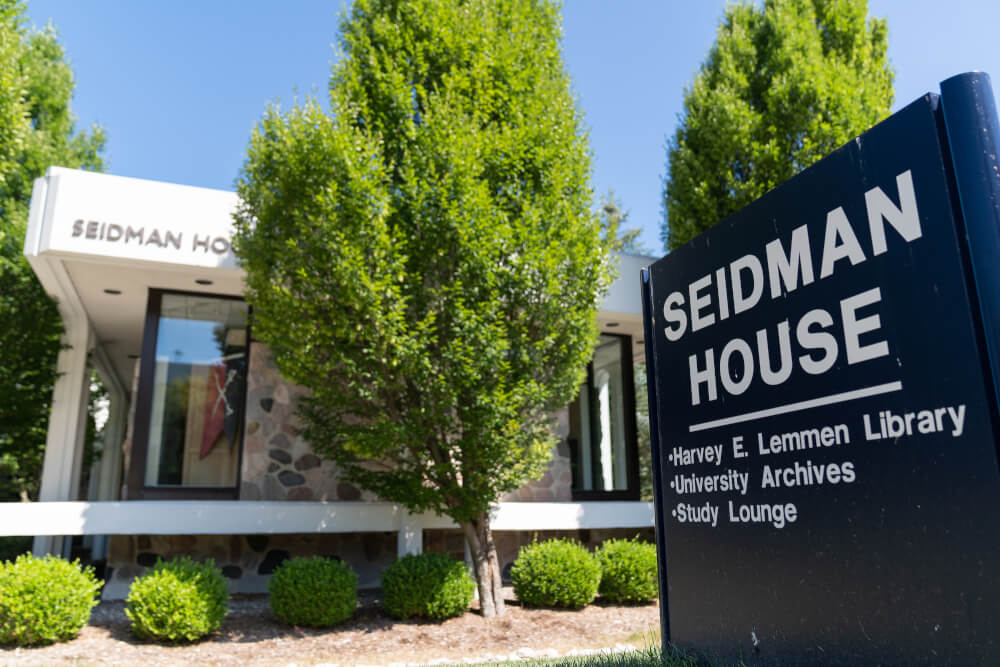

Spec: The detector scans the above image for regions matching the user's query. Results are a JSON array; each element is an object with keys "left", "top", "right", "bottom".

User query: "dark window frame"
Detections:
[
  {"left": 569, "top": 333, "right": 641, "bottom": 502},
  {"left": 125, "top": 288, "right": 250, "bottom": 500}
]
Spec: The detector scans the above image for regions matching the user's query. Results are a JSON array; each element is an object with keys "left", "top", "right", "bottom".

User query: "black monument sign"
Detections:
[{"left": 641, "top": 73, "right": 1000, "bottom": 665}]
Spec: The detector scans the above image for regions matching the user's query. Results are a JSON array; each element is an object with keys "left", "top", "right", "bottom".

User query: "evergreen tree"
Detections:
[
  {"left": 0, "top": 1, "right": 105, "bottom": 501},
  {"left": 662, "top": 0, "right": 893, "bottom": 250},
  {"left": 234, "top": 0, "right": 610, "bottom": 617},
  {"left": 599, "top": 191, "right": 648, "bottom": 255}
]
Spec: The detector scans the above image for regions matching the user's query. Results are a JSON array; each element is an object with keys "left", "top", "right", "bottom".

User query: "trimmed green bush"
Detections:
[
  {"left": 510, "top": 538, "right": 601, "bottom": 609},
  {"left": 269, "top": 556, "right": 357, "bottom": 627},
  {"left": 596, "top": 538, "right": 658, "bottom": 603},
  {"left": 0, "top": 554, "right": 101, "bottom": 646},
  {"left": 381, "top": 553, "right": 475, "bottom": 620},
  {"left": 125, "top": 557, "right": 228, "bottom": 642}
]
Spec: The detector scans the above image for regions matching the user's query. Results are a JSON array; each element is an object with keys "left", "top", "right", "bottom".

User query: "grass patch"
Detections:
[
  {"left": 449, "top": 645, "right": 728, "bottom": 667},
  {"left": 621, "top": 626, "right": 661, "bottom": 650}
]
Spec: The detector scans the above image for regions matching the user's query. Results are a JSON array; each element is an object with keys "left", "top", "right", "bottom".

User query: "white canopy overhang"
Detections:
[
  {"left": 25, "top": 167, "right": 245, "bottom": 391},
  {"left": 25, "top": 168, "right": 650, "bottom": 392}
]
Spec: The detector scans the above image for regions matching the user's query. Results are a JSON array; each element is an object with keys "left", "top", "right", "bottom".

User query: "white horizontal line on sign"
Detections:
[{"left": 688, "top": 381, "right": 904, "bottom": 433}]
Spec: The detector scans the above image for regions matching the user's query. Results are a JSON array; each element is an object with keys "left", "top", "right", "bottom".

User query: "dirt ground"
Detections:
[{"left": 1, "top": 588, "right": 661, "bottom": 666}]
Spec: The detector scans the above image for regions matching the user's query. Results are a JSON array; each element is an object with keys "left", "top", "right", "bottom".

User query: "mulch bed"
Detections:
[{"left": 1, "top": 589, "right": 661, "bottom": 666}]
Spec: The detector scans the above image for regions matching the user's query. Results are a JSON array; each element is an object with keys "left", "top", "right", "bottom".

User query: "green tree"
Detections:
[
  {"left": 0, "top": 1, "right": 105, "bottom": 501},
  {"left": 662, "top": 0, "right": 893, "bottom": 250},
  {"left": 234, "top": 0, "right": 611, "bottom": 617}
]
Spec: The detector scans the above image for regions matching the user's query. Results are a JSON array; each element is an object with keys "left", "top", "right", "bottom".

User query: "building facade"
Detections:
[{"left": 10, "top": 167, "right": 654, "bottom": 598}]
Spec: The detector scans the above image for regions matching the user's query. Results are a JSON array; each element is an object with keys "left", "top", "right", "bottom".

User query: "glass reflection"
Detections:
[
  {"left": 569, "top": 334, "right": 629, "bottom": 492},
  {"left": 144, "top": 294, "right": 247, "bottom": 487}
]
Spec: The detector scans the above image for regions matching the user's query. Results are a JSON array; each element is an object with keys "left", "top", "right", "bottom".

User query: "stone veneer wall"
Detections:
[
  {"left": 240, "top": 342, "right": 574, "bottom": 503},
  {"left": 105, "top": 346, "right": 600, "bottom": 598},
  {"left": 103, "top": 528, "right": 653, "bottom": 599},
  {"left": 102, "top": 532, "right": 397, "bottom": 600},
  {"left": 239, "top": 343, "right": 374, "bottom": 502}
]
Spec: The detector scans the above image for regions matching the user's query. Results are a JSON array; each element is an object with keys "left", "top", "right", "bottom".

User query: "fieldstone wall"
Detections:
[
  {"left": 240, "top": 343, "right": 575, "bottom": 503},
  {"left": 103, "top": 335, "right": 647, "bottom": 599},
  {"left": 104, "top": 527, "right": 654, "bottom": 599},
  {"left": 103, "top": 532, "right": 397, "bottom": 600},
  {"left": 239, "top": 343, "right": 374, "bottom": 502}
]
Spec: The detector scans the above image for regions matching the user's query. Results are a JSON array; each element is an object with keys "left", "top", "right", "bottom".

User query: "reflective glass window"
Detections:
[
  {"left": 143, "top": 294, "right": 248, "bottom": 488},
  {"left": 568, "top": 334, "right": 638, "bottom": 497}
]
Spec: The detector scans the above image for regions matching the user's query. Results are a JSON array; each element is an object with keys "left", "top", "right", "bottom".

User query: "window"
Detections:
[
  {"left": 127, "top": 290, "right": 248, "bottom": 499},
  {"left": 567, "top": 334, "right": 640, "bottom": 500}
]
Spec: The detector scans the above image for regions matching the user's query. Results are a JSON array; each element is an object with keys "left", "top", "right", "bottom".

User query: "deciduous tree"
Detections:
[
  {"left": 234, "top": 0, "right": 611, "bottom": 617},
  {"left": 662, "top": 0, "right": 893, "bottom": 250},
  {"left": 0, "top": 1, "right": 104, "bottom": 501}
]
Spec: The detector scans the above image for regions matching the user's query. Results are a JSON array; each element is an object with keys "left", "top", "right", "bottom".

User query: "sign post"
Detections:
[{"left": 642, "top": 72, "right": 1000, "bottom": 665}]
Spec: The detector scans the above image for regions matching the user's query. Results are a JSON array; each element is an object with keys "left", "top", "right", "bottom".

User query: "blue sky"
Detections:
[{"left": 25, "top": 1, "right": 1000, "bottom": 254}]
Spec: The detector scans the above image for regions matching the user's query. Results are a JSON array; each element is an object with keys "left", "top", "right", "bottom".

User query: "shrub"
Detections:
[
  {"left": 269, "top": 556, "right": 357, "bottom": 627},
  {"left": 381, "top": 553, "right": 475, "bottom": 620},
  {"left": 125, "top": 557, "right": 228, "bottom": 642},
  {"left": 0, "top": 554, "right": 101, "bottom": 646},
  {"left": 596, "top": 538, "right": 658, "bottom": 603},
  {"left": 510, "top": 538, "right": 601, "bottom": 609}
]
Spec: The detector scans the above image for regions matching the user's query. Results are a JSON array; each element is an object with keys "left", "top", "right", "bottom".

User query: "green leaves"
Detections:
[
  {"left": 0, "top": 1, "right": 105, "bottom": 501},
  {"left": 662, "top": 0, "right": 893, "bottom": 250},
  {"left": 125, "top": 557, "right": 229, "bottom": 643},
  {"left": 269, "top": 556, "right": 358, "bottom": 627},
  {"left": 0, "top": 554, "right": 101, "bottom": 646},
  {"left": 381, "top": 553, "right": 475, "bottom": 620},
  {"left": 596, "top": 537, "right": 658, "bottom": 603},
  {"left": 510, "top": 538, "right": 602, "bottom": 609},
  {"left": 234, "top": 0, "right": 607, "bottom": 526}
]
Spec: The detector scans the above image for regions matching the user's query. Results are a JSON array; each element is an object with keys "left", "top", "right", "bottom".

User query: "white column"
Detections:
[
  {"left": 597, "top": 369, "right": 614, "bottom": 490},
  {"left": 397, "top": 509, "right": 423, "bottom": 557},
  {"left": 94, "top": 398, "right": 125, "bottom": 502},
  {"left": 32, "top": 322, "right": 93, "bottom": 557}
]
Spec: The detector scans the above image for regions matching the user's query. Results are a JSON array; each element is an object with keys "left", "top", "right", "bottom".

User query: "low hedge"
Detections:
[
  {"left": 510, "top": 538, "right": 601, "bottom": 609},
  {"left": 0, "top": 554, "right": 101, "bottom": 646},
  {"left": 125, "top": 557, "right": 228, "bottom": 642},
  {"left": 596, "top": 537, "right": 658, "bottom": 603},
  {"left": 269, "top": 556, "right": 357, "bottom": 627},
  {"left": 381, "top": 553, "right": 475, "bottom": 620}
]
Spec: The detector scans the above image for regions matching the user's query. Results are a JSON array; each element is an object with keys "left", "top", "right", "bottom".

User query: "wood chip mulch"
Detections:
[{"left": 1, "top": 589, "right": 661, "bottom": 666}]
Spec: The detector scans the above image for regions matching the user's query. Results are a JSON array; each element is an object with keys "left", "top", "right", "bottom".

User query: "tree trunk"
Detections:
[{"left": 460, "top": 513, "right": 505, "bottom": 618}]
